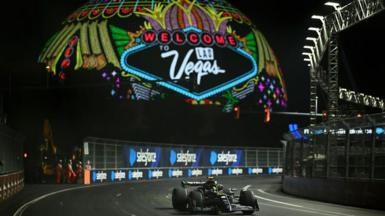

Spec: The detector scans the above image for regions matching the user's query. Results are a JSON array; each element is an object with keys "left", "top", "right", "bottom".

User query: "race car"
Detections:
[{"left": 172, "top": 177, "right": 259, "bottom": 215}]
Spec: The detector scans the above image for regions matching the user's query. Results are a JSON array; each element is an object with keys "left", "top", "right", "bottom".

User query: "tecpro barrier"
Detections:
[{"left": 83, "top": 137, "right": 283, "bottom": 184}]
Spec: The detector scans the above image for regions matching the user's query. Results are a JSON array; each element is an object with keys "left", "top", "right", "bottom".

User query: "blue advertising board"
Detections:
[
  {"left": 88, "top": 144, "right": 282, "bottom": 184},
  {"left": 123, "top": 145, "right": 244, "bottom": 168}
]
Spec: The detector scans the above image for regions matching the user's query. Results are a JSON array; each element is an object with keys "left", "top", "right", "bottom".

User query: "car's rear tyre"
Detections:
[
  {"left": 239, "top": 190, "right": 258, "bottom": 215},
  {"left": 172, "top": 188, "right": 187, "bottom": 211},
  {"left": 187, "top": 190, "right": 204, "bottom": 213}
]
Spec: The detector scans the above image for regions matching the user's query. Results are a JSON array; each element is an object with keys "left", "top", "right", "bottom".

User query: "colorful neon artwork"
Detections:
[{"left": 39, "top": 0, "right": 288, "bottom": 117}]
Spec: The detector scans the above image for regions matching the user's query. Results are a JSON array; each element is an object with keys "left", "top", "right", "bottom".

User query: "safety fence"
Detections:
[
  {"left": 82, "top": 137, "right": 284, "bottom": 184},
  {"left": 283, "top": 112, "right": 385, "bottom": 180},
  {"left": 0, "top": 171, "right": 24, "bottom": 202},
  {"left": 0, "top": 126, "right": 24, "bottom": 201},
  {"left": 0, "top": 126, "right": 24, "bottom": 175}
]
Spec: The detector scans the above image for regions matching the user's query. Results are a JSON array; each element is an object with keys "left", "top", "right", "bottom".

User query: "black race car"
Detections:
[{"left": 172, "top": 177, "right": 259, "bottom": 215}]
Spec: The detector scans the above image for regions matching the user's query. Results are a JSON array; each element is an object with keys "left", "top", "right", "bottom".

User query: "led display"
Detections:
[
  {"left": 123, "top": 145, "right": 244, "bottom": 168},
  {"left": 39, "top": 0, "right": 288, "bottom": 114}
]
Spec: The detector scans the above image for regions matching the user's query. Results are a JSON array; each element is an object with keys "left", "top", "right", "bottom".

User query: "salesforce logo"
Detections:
[
  {"left": 210, "top": 150, "right": 237, "bottom": 165},
  {"left": 188, "top": 169, "right": 203, "bottom": 177},
  {"left": 268, "top": 167, "right": 283, "bottom": 174},
  {"left": 170, "top": 149, "right": 197, "bottom": 166},
  {"left": 228, "top": 168, "right": 243, "bottom": 175},
  {"left": 128, "top": 170, "right": 143, "bottom": 180},
  {"left": 92, "top": 171, "right": 107, "bottom": 182},
  {"left": 148, "top": 170, "right": 163, "bottom": 179},
  {"left": 208, "top": 168, "right": 223, "bottom": 176},
  {"left": 129, "top": 148, "right": 157, "bottom": 166},
  {"left": 218, "top": 151, "right": 237, "bottom": 165},
  {"left": 248, "top": 168, "right": 263, "bottom": 175},
  {"left": 170, "top": 150, "right": 177, "bottom": 165},
  {"left": 168, "top": 169, "right": 183, "bottom": 178},
  {"left": 376, "top": 127, "right": 384, "bottom": 135},
  {"left": 111, "top": 170, "right": 126, "bottom": 181},
  {"left": 210, "top": 151, "right": 217, "bottom": 165}
]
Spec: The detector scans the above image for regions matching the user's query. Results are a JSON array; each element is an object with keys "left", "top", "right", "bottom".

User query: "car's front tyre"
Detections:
[
  {"left": 172, "top": 188, "right": 188, "bottom": 211},
  {"left": 239, "top": 190, "right": 258, "bottom": 215},
  {"left": 187, "top": 190, "right": 204, "bottom": 213}
]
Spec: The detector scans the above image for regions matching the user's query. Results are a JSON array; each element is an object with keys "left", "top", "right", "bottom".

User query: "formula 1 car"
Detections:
[{"left": 172, "top": 177, "right": 259, "bottom": 215}]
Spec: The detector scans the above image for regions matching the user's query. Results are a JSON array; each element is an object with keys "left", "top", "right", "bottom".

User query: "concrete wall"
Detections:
[{"left": 282, "top": 176, "right": 385, "bottom": 210}]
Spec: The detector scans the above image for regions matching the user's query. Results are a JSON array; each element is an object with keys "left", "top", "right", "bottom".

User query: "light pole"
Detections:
[
  {"left": 325, "top": 2, "right": 343, "bottom": 30},
  {"left": 311, "top": 15, "right": 328, "bottom": 41},
  {"left": 304, "top": 45, "right": 317, "bottom": 64},
  {"left": 306, "top": 37, "right": 320, "bottom": 60},
  {"left": 303, "top": 58, "right": 313, "bottom": 68},
  {"left": 308, "top": 27, "right": 323, "bottom": 49},
  {"left": 302, "top": 52, "right": 314, "bottom": 68},
  {"left": 325, "top": 2, "right": 342, "bottom": 11}
]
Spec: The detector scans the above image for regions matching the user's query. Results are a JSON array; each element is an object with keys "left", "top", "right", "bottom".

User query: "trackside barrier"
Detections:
[
  {"left": 0, "top": 170, "right": 24, "bottom": 202},
  {"left": 86, "top": 167, "right": 284, "bottom": 184},
  {"left": 82, "top": 137, "right": 284, "bottom": 184}
]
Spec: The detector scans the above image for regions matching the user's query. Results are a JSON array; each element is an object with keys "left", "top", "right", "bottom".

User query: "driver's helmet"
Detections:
[{"left": 204, "top": 176, "right": 217, "bottom": 190}]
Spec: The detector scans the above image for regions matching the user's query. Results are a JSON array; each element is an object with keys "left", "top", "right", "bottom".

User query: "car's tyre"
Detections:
[
  {"left": 239, "top": 190, "right": 258, "bottom": 215},
  {"left": 187, "top": 190, "right": 204, "bottom": 213},
  {"left": 172, "top": 188, "right": 188, "bottom": 211}
]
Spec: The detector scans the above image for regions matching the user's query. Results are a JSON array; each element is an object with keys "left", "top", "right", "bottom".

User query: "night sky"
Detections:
[{"left": 0, "top": 0, "right": 383, "bottom": 153}]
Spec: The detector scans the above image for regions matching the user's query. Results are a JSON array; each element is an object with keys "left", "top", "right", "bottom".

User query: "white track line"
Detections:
[
  {"left": 13, "top": 184, "right": 105, "bottom": 216},
  {"left": 13, "top": 178, "right": 176, "bottom": 216},
  {"left": 254, "top": 194, "right": 303, "bottom": 208},
  {"left": 260, "top": 202, "right": 342, "bottom": 216},
  {"left": 255, "top": 189, "right": 356, "bottom": 216},
  {"left": 13, "top": 181, "right": 355, "bottom": 216}
]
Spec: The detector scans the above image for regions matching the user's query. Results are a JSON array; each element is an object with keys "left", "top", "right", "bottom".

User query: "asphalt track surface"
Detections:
[{"left": 6, "top": 176, "right": 385, "bottom": 216}]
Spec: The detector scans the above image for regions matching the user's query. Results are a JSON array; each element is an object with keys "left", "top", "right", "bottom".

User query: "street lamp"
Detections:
[
  {"left": 325, "top": 2, "right": 341, "bottom": 11},
  {"left": 308, "top": 27, "right": 323, "bottom": 48},
  {"left": 304, "top": 58, "right": 312, "bottom": 64},
  {"left": 302, "top": 52, "right": 314, "bottom": 68},
  {"left": 308, "top": 27, "right": 321, "bottom": 33},
  {"left": 311, "top": 15, "right": 328, "bottom": 40},
  {"left": 304, "top": 45, "right": 317, "bottom": 64},
  {"left": 306, "top": 37, "right": 320, "bottom": 59},
  {"left": 325, "top": 2, "right": 343, "bottom": 30},
  {"left": 304, "top": 58, "right": 312, "bottom": 68}
]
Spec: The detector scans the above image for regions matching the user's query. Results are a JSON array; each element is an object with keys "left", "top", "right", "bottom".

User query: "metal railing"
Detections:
[
  {"left": 0, "top": 171, "right": 24, "bottom": 202},
  {"left": 0, "top": 126, "right": 24, "bottom": 175},
  {"left": 284, "top": 112, "right": 385, "bottom": 180},
  {"left": 83, "top": 137, "right": 283, "bottom": 170}
]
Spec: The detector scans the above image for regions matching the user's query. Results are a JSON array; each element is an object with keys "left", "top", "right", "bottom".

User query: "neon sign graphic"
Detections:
[
  {"left": 39, "top": 0, "right": 288, "bottom": 114},
  {"left": 121, "top": 27, "right": 258, "bottom": 101}
]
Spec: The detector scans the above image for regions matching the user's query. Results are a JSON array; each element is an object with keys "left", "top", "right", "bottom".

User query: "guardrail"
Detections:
[
  {"left": 85, "top": 166, "right": 284, "bottom": 184},
  {"left": 0, "top": 171, "right": 24, "bottom": 202},
  {"left": 283, "top": 112, "right": 385, "bottom": 180}
]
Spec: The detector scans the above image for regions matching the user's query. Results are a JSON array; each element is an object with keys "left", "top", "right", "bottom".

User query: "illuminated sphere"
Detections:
[{"left": 39, "top": 0, "right": 287, "bottom": 112}]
